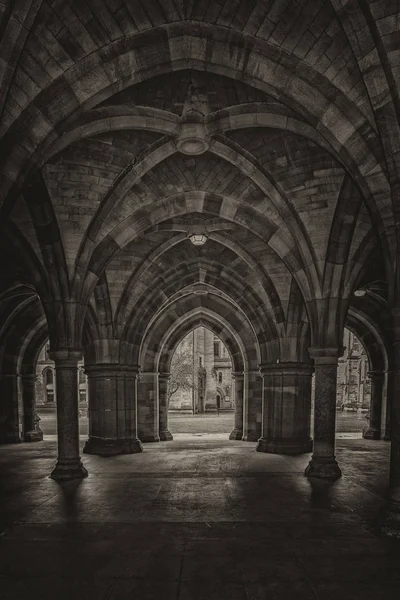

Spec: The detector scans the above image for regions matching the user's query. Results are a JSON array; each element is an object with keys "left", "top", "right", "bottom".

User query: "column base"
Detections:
[
  {"left": 363, "top": 428, "right": 381, "bottom": 440},
  {"left": 242, "top": 432, "right": 261, "bottom": 442},
  {"left": 24, "top": 430, "right": 43, "bottom": 442},
  {"left": 83, "top": 436, "right": 143, "bottom": 456},
  {"left": 229, "top": 428, "right": 243, "bottom": 440},
  {"left": 256, "top": 437, "right": 312, "bottom": 455},
  {"left": 380, "top": 501, "right": 400, "bottom": 538},
  {"left": 159, "top": 430, "right": 173, "bottom": 441},
  {"left": 138, "top": 434, "right": 160, "bottom": 443},
  {"left": 50, "top": 458, "right": 88, "bottom": 481},
  {"left": 305, "top": 456, "right": 342, "bottom": 480}
]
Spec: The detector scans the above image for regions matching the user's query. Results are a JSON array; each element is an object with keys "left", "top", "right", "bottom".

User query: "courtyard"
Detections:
[{"left": 36, "top": 409, "right": 370, "bottom": 437}]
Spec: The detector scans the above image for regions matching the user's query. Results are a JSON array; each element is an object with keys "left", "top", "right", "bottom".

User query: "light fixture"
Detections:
[
  {"left": 176, "top": 79, "right": 210, "bottom": 156},
  {"left": 354, "top": 280, "right": 386, "bottom": 297},
  {"left": 189, "top": 233, "right": 208, "bottom": 246},
  {"left": 187, "top": 221, "right": 208, "bottom": 246}
]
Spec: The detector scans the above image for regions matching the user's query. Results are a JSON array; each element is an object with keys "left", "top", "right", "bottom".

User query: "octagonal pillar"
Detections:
[
  {"left": 159, "top": 372, "right": 173, "bottom": 441},
  {"left": 49, "top": 350, "right": 88, "bottom": 481},
  {"left": 242, "top": 370, "right": 262, "bottom": 441},
  {"left": 83, "top": 364, "right": 143, "bottom": 456},
  {"left": 229, "top": 372, "right": 244, "bottom": 440},
  {"left": 305, "top": 347, "right": 344, "bottom": 480},
  {"left": 21, "top": 374, "right": 43, "bottom": 442},
  {"left": 0, "top": 373, "right": 20, "bottom": 444},
  {"left": 363, "top": 370, "right": 384, "bottom": 440},
  {"left": 137, "top": 371, "right": 160, "bottom": 442},
  {"left": 256, "top": 362, "right": 313, "bottom": 455}
]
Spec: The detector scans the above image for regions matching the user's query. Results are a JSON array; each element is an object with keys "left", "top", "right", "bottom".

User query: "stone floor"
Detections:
[{"left": 1, "top": 436, "right": 399, "bottom": 599}]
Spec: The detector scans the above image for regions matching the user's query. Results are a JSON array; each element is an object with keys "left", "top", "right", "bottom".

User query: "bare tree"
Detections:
[{"left": 167, "top": 349, "right": 196, "bottom": 401}]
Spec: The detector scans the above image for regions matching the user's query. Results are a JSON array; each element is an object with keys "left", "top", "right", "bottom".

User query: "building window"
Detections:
[
  {"left": 79, "top": 369, "right": 86, "bottom": 385},
  {"left": 199, "top": 357, "right": 202, "bottom": 367},
  {"left": 45, "top": 369, "right": 53, "bottom": 385},
  {"left": 218, "top": 372, "right": 222, "bottom": 384},
  {"left": 214, "top": 341, "right": 220, "bottom": 357}
]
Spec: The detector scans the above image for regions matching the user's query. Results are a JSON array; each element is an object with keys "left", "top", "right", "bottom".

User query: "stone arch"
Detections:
[
  {"left": 37, "top": 101, "right": 393, "bottom": 298},
  {"left": 130, "top": 278, "right": 274, "bottom": 366},
  {"left": 114, "top": 225, "right": 287, "bottom": 335},
  {"left": 346, "top": 306, "right": 389, "bottom": 441},
  {"left": 138, "top": 301, "right": 262, "bottom": 443},
  {"left": 0, "top": 293, "right": 45, "bottom": 443},
  {"left": 346, "top": 308, "right": 388, "bottom": 375},
  {"left": 0, "top": 25, "right": 394, "bottom": 305},
  {"left": 1, "top": 25, "right": 393, "bottom": 283}
]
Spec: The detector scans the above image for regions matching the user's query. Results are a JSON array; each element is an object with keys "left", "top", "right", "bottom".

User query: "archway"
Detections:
[
  {"left": 334, "top": 328, "right": 372, "bottom": 438},
  {"left": 166, "top": 326, "right": 235, "bottom": 437},
  {"left": 138, "top": 297, "right": 262, "bottom": 443}
]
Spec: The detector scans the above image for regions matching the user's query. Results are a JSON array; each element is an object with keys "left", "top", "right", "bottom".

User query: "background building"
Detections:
[
  {"left": 169, "top": 328, "right": 233, "bottom": 413},
  {"left": 337, "top": 329, "right": 371, "bottom": 411},
  {"left": 35, "top": 343, "right": 87, "bottom": 408}
]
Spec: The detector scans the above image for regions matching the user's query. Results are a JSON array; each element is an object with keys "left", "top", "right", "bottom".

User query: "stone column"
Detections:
[
  {"left": 159, "top": 372, "right": 173, "bottom": 441},
  {"left": 137, "top": 371, "right": 160, "bottom": 442},
  {"left": 49, "top": 350, "right": 88, "bottom": 481},
  {"left": 243, "top": 370, "right": 263, "bottom": 441},
  {"left": 384, "top": 369, "right": 392, "bottom": 441},
  {"left": 83, "top": 365, "right": 143, "bottom": 456},
  {"left": 363, "top": 371, "right": 384, "bottom": 440},
  {"left": 229, "top": 372, "right": 244, "bottom": 440},
  {"left": 381, "top": 310, "right": 400, "bottom": 536},
  {"left": 257, "top": 363, "right": 313, "bottom": 454},
  {"left": 305, "top": 347, "right": 343, "bottom": 479},
  {"left": 0, "top": 373, "right": 20, "bottom": 443},
  {"left": 21, "top": 374, "right": 43, "bottom": 442}
]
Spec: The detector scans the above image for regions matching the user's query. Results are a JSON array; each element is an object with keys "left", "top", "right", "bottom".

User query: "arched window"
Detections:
[
  {"left": 79, "top": 369, "right": 86, "bottom": 385},
  {"left": 218, "top": 372, "right": 222, "bottom": 384},
  {"left": 214, "top": 341, "right": 220, "bottom": 357},
  {"left": 45, "top": 369, "right": 53, "bottom": 385}
]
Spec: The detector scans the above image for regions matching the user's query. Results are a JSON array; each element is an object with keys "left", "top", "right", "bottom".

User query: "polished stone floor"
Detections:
[{"left": 1, "top": 436, "right": 399, "bottom": 599}]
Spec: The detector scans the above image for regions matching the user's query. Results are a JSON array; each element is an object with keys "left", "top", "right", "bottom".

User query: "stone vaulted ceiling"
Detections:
[{"left": 0, "top": 0, "right": 399, "bottom": 365}]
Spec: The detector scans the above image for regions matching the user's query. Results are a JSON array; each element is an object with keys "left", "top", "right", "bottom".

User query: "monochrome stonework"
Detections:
[{"left": 1, "top": 0, "right": 400, "bottom": 568}]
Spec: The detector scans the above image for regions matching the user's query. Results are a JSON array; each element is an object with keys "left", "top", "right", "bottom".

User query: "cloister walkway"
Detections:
[{"left": 0, "top": 438, "right": 399, "bottom": 599}]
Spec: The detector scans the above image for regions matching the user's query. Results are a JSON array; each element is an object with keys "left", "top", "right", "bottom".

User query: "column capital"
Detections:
[
  {"left": 84, "top": 364, "right": 140, "bottom": 377},
  {"left": 48, "top": 349, "right": 82, "bottom": 364},
  {"left": 20, "top": 373, "right": 38, "bottom": 383},
  {"left": 232, "top": 371, "right": 244, "bottom": 380},
  {"left": 138, "top": 371, "right": 158, "bottom": 382},
  {"left": 367, "top": 370, "right": 385, "bottom": 380},
  {"left": 259, "top": 362, "right": 313, "bottom": 376},
  {"left": 158, "top": 372, "right": 171, "bottom": 381},
  {"left": 308, "top": 346, "right": 345, "bottom": 364}
]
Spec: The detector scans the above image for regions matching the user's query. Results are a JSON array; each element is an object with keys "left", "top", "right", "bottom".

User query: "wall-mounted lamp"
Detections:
[
  {"left": 354, "top": 280, "right": 386, "bottom": 298},
  {"left": 354, "top": 289, "right": 367, "bottom": 297}
]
